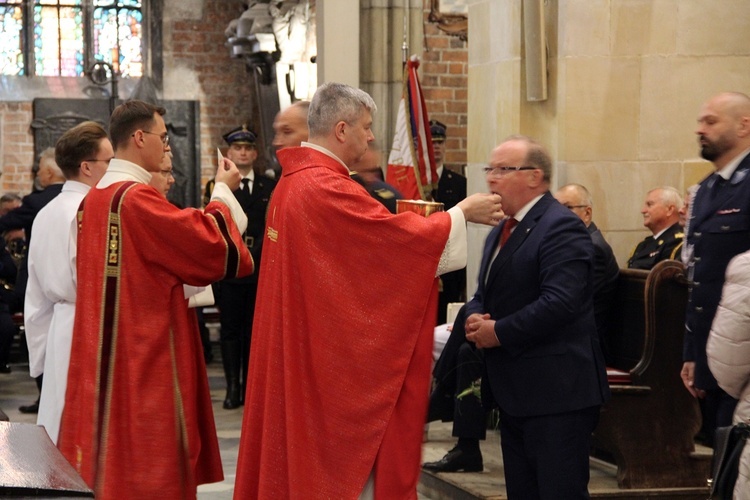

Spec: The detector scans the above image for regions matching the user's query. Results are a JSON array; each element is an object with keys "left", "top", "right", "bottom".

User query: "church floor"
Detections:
[
  {"left": 0, "top": 345, "right": 710, "bottom": 499},
  {"left": 1, "top": 345, "right": 436, "bottom": 499}
]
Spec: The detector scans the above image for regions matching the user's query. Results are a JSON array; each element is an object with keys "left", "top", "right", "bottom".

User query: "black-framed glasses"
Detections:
[
  {"left": 483, "top": 165, "right": 537, "bottom": 176},
  {"left": 133, "top": 130, "right": 170, "bottom": 147},
  {"left": 159, "top": 169, "right": 174, "bottom": 178},
  {"left": 84, "top": 158, "right": 113, "bottom": 165},
  {"left": 563, "top": 204, "right": 589, "bottom": 210}
]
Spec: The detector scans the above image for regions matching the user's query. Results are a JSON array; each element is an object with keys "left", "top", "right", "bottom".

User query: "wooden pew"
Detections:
[{"left": 592, "top": 259, "right": 710, "bottom": 489}]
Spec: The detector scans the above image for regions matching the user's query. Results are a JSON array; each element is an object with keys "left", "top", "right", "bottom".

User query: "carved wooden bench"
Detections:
[{"left": 593, "top": 259, "right": 710, "bottom": 489}]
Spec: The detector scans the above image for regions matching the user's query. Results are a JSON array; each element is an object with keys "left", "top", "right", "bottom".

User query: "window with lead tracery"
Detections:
[{"left": 0, "top": 0, "right": 143, "bottom": 77}]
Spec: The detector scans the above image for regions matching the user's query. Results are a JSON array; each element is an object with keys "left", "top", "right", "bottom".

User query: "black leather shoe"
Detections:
[
  {"left": 19, "top": 401, "right": 39, "bottom": 414},
  {"left": 223, "top": 382, "right": 241, "bottom": 410},
  {"left": 422, "top": 446, "right": 483, "bottom": 473}
]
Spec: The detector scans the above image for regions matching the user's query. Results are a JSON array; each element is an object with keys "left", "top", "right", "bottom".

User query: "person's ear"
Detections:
[{"left": 334, "top": 121, "right": 347, "bottom": 143}]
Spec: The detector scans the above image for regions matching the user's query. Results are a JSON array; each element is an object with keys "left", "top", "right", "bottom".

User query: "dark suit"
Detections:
[
  {"left": 0, "top": 183, "right": 63, "bottom": 401},
  {"left": 428, "top": 305, "right": 486, "bottom": 440},
  {"left": 626, "top": 222, "right": 683, "bottom": 270},
  {"left": 467, "top": 192, "right": 610, "bottom": 498},
  {"left": 589, "top": 222, "right": 619, "bottom": 364},
  {"left": 209, "top": 174, "right": 276, "bottom": 403},
  {"left": 436, "top": 166, "right": 467, "bottom": 323},
  {"left": 0, "top": 183, "right": 63, "bottom": 305},
  {"left": 684, "top": 157, "right": 750, "bottom": 431},
  {"left": 0, "top": 183, "right": 63, "bottom": 246}
]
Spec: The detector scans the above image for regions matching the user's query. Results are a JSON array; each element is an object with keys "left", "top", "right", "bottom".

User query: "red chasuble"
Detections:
[
  {"left": 58, "top": 182, "right": 253, "bottom": 498},
  {"left": 234, "top": 147, "right": 452, "bottom": 499}
]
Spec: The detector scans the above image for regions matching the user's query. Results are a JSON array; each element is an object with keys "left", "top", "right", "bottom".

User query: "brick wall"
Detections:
[
  {"left": 0, "top": 102, "right": 35, "bottom": 195},
  {"left": 421, "top": 0, "right": 468, "bottom": 167},
  {"left": 169, "top": 0, "right": 262, "bottom": 190}
]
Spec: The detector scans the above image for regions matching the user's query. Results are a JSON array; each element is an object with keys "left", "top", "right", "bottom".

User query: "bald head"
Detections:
[
  {"left": 273, "top": 101, "right": 310, "bottom": 150},
  {"left": 555, "top": 183, "right": 593, "bottom": 227},
  {"left": 696, "top": 91, "right": 750, "bottom": 169}
]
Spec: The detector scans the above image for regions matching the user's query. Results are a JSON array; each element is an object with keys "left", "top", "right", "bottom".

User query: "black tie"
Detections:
[{"left": 241, "top": 178, "right": 250, "bottom": 194}]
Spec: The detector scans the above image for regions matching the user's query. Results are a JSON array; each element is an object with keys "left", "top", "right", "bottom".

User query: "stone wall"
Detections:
[{"left": 466, "top": 0, "right": 750, "bottom": 267}]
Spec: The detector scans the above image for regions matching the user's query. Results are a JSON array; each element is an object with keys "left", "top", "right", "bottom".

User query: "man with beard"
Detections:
[{"left": 681, "top": 91, "right": 750, "bottom": 443}]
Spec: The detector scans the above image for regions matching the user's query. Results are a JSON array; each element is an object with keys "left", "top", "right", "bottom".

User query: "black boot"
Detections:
[{"left": 220, "top": 340, "right": 241, "bottom": 409}]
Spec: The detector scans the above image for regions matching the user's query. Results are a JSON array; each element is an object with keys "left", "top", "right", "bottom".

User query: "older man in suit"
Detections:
[
  {"left": 466, "top": 136, "right": 610, "bottom": 498},
  {"left": 555, "top": 183, "right": 619, "bottom": 364},
  {"left": 682, "top": 91, "right": 750, "bottom": 442}
]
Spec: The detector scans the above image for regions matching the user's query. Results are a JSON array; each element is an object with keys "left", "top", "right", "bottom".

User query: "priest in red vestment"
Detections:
[
  {"left": 57, "top": 100, "right": 254, "bottom": 499},
  {"left": 234, "top": 83, "right": 502, "bottom": 499}
]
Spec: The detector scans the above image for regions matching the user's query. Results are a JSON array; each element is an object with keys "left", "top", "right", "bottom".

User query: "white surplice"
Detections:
[{"left": 25, "top": 180, "right": 90, "bottom": 444}]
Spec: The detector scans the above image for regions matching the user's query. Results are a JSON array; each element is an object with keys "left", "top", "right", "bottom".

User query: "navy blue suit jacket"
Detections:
[
  {"left": 466, "top": 192, "right": 610, "bottom": 417},
  {"left": 685, "top": 154, "right": 750, "bottom": 390}
]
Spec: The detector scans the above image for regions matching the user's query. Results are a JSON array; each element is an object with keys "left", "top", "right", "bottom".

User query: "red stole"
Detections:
[{"left": 58, "top": 182, "right": 253, "bottom": 498}]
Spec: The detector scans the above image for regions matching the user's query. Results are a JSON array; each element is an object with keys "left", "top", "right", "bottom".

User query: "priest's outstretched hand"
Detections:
[
  {"left": 216, "top": 156, "right": 243, "bottom": 192},
  {"left": 456, "top": 193, "right": 503, "bottom": 226}
]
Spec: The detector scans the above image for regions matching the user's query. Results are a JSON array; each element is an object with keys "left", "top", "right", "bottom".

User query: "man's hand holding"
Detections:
[
  {"left": 216, "top": 157, "right": 242, "bottom": 192},
  {"left": 457, "top": 193, "right": 503, "bottom": 226}
]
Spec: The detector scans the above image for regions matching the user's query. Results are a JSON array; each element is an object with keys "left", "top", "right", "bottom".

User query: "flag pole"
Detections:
[{"left": 402, "top": 1, "right": 408, "bottom": 66}]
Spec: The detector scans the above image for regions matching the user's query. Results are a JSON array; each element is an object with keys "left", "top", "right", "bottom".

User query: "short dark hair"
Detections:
[
  {"left": 109, "top": 100, "right": 166, "bottom": 151},
  {"left": 0, "top": 193, "right": 21, "bottom": 205},
  {"left": 55, "top": 121, "right": 109, "bottom": 179}
]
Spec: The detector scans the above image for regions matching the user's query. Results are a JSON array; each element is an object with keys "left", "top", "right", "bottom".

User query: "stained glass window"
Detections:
[
  {"left": 0, "top": 0, "right": 143, "bottom": 77},
  {"left": 93, "top": 0, "right": 142, "bottom": 77},
  {"left": 0, "top": 3, "right": 24, "bottom": 75}
]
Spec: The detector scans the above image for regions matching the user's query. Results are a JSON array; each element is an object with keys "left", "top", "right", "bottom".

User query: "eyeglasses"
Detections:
[
  {"left": 159, "top": 169, "right": 174, "bottom": 178},
  {"left": 84, "top": 158, "right": 112, "bottom": 165},
  {"left": 133, "top": 130, "right": 170, "bottom": 147},
  {"left": 484, "top": 166, "right": 537, "bottom": 176},
  {"left": 563, "top": 204, "right": 589, "bottom": 210}
]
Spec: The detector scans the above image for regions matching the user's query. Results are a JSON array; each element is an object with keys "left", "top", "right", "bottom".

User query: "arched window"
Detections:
[{"left": 0, "top": 0, "right": 143, "bottom": 77}]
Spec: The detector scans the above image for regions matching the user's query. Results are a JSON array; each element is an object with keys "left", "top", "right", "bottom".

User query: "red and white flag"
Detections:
[{"left": 386, "top": 56, "right": 438, "bottom": 201}]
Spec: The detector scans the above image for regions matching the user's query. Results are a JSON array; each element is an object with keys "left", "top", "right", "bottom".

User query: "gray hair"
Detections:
[
  {"left": 308, "top": 82, "right": 377, "bottom": 138},
  {"left": 559, "top": 183, "right": 593, "bottom": 207},
  {"left": 650, "top": 186, "right": 683, "bottom": 209}
]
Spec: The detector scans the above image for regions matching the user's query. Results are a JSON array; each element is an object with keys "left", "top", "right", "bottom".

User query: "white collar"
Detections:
[{"left": 301, "top": 142, "right": 350, "bottom": 171}]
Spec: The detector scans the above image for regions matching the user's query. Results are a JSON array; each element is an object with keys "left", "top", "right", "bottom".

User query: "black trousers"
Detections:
[
  {"left": 217, "top": 281, "right": 257, "bottom": 384},
  {"left": 429, "top": 305, "right": 486, "bottom": 439},
  {"left": 499, "top": 405, "right": 600, "bottom": 500}
]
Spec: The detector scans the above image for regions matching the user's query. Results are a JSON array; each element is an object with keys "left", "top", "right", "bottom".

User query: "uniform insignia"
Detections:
[
  {"left": 716, "top": 208, "right": 741, "bottom": 215},
  {"left": 267, "top": 226, "right": 278, "bottom": 242},
  {"left": 374, "top": 189, "right": 395, "bottom": 199},
  {"left": 649, "top": 251, "right": 658, "bottom": 257},
  {"left": 657, "top": 240, "right": 664, "bottom": 246},
  {"left": 675, "top": 232, "right": 685, "bottom": 238}
]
